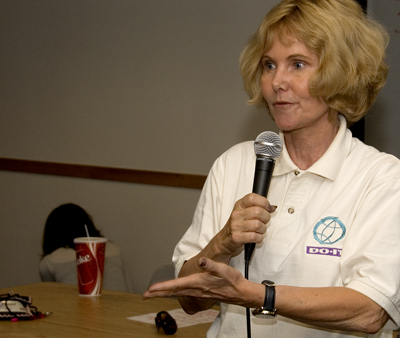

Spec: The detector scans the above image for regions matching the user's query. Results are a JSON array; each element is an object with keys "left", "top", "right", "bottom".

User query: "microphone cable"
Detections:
[{"left": 245, "top": 257, "right": 252, "bottom": 338}]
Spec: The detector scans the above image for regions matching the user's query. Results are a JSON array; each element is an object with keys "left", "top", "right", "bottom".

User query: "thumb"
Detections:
[
  {"left": 198, "top": 257, "right": 225, "bottom": 277},
  {"left": 197, "top": 257, "right": 240, "bottom": 286},
  {"left": 198, "top": 257, "right": 209, "bottom": 269},
  {"left": 198, "top": 257, "right": 217, "bottom": 273}
]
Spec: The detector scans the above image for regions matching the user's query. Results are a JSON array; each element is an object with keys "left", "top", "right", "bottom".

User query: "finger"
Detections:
[
  {"left": 231, "top": 206, "right": 269, "bottom": 225},
  {"left": 198, "top": 257, "right": 233, "bottom": 279},
  {"left": 147, "top": 279, "right": 177, "bottom": 293},
  {"left": 143, "top": 281, "right": 175, "bottom": 299},
  {"left": 237, "top": 193, "right": 277, "bottom": 213},
  {"left": 144, "top": 274, "right": 200, "bottom": 298},
  {"left": 198, "top": 257, "right": 221, "bottom": 275},
  {"left": 143, "top": 278, "right": 212, "bottom": 300},
  {"left": 232, "top": 229, "right": 265, "bottom": 245},
  {"left": 197, "top": 257, "right": 244, "bottom": 289},
  {"left": 243, "top": 206, "right": 271, "bottom": 224},
  {"left": 230, "top": 210, "right": 269, "bottom": 233}
]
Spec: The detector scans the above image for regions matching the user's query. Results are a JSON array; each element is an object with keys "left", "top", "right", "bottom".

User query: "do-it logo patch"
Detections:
[
  {"left": 306, "top": 246, "right": 342, "bottom": 257},
  {"left": 313, "top": 216, "right": 346, "bottom": 244},
  {"left": 306, "top": 217, "right": 346, "bottom": 258}
]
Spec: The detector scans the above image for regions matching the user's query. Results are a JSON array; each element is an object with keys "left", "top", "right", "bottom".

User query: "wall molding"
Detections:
[{"left": 0, "top": 158, "right": 206, "bottom": 190}]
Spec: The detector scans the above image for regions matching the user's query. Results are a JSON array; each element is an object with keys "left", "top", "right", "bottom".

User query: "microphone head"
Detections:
[{"left": 254, "top": 131, "right": 283, "bottom": 159}]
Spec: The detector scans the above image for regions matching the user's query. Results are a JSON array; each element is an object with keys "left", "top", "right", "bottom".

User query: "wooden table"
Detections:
[{"left": 0, "top": 282, "right": 215, "bottom": 337}]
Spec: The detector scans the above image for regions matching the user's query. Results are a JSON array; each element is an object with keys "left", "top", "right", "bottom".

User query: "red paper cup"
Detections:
[{"left": 73, "top": 237, "right": 107, "bottom": 296}]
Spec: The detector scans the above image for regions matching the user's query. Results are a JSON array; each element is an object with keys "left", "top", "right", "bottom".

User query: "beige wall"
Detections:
[
  {"left": 0, "top": 170, "right": 201, "bottom": 293},
  {"left": 0, "top": 0, "right": 279, "bottom": 173},
  {"left": 0, "top": 0, "right": 279, "bottom": 293},
  {"left": 365, "top": 1, "right": 400, "bottom": 158},
  {"left": 0, "top": 0, "right": 399, "bottom": 294}
]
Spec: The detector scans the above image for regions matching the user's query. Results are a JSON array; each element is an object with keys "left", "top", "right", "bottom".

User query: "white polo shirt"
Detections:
[{"left": 173, "top": 116, "right": 400, "bottom": 338}]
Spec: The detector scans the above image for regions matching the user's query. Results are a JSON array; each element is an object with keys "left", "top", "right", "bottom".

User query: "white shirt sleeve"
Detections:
[
  {"left": 172, "top": 141, "right": 254, "bottom": 277},
  {"left": 341, "top": 159, "right": 400, "bottom": 328}
]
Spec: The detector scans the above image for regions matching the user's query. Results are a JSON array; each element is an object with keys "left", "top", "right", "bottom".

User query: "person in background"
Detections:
[
  {"left": 40, "top": 203, "right": 130, "bottom": 292},
  {"left": 143, "top": 0, "right": 400, "bottom": 337}
]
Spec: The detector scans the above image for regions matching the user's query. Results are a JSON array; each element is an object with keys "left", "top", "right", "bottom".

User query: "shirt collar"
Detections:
[{"left": 273, "top": 115, "right": 352, "bottom": 181}]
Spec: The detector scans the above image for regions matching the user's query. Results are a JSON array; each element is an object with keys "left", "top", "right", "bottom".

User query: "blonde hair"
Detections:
[{"left": 239, "top": 0, "right": 389, "bottom": 125}]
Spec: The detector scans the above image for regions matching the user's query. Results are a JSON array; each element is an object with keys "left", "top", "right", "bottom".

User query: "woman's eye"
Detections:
[
  {"left": 293, "top": 61, "right": 305, "bottom": 69},
  {"left": 263, "top": 61, "right": 275, "bottom": 70}
]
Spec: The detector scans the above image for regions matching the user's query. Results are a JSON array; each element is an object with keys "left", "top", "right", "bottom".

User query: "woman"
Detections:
[
  {"left": 143, "top": 1, "right": 400, "bottom": 337},
  {"left": 40, "top": 203, "right": 130, "bottom": 292}
]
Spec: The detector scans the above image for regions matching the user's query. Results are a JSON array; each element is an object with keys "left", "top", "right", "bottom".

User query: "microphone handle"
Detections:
[
  {"left": 252, "top": 157, "right": 275, "bottom": 196},
  {"left": 244, "top": 157, "right": 275, "bottom": 261}
]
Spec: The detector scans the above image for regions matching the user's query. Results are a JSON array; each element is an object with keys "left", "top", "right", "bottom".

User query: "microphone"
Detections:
[{"left": 244, "top": 131, "right": 283, "bottom": 262}]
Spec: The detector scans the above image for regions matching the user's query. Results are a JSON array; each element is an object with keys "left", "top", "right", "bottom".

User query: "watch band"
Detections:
[
  {"left": 263, "top": 280, "right": 275, "bottom": 310},
  {"left": 252, "top": 280, "right": 277, "bottom": 318}
]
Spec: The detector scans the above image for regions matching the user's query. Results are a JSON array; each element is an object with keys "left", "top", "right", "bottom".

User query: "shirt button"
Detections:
[
  {"left": 288, "top": 208, "right": 295, "bottom": 214},
  {"left": 294, "top": 170, "right": 300, "bottom": 176}
]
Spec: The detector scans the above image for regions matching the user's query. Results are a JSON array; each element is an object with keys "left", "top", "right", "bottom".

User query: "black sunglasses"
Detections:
[{"left": 155, "top": 311, "right": 177, "bottom": 335}]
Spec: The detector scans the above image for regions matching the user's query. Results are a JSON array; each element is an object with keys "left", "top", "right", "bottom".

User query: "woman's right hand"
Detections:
[
  {"left": 175, "top": 192, "right": 276, "bottom": 313},
  {"left": 215, "top": 192, "right": 276, "bottom": 260}
]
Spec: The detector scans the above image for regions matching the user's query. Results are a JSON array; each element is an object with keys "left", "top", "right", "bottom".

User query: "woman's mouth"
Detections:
[{"left": 273, "top": 101, "right": 293, "bottom": 109}]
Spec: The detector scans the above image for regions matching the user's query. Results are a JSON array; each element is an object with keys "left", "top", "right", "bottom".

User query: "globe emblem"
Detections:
[{"left": 313, "top": 217, "right": 346, "bottom": 245}]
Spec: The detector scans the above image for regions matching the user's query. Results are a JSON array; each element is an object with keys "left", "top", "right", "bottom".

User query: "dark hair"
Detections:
[{"left": 42, "top": 203, "right": 102, "bottom": 256}]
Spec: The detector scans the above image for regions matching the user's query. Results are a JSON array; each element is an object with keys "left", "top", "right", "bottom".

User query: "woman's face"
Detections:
[{"left": 261, "top": 35, "right": 330, "bottom": 133}]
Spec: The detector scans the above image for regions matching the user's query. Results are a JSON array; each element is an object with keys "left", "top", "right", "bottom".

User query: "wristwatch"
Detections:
[{"left": 252, "top": 280, "right": 277, "bottom": 318}]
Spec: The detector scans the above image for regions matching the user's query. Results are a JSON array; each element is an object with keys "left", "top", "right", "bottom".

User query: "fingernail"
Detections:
[
  {"left": 268, "top": 205, "right": 278, "bottom": 213},
  {"left": 199, "top": 258, "right": 207, "bottom": 267}
]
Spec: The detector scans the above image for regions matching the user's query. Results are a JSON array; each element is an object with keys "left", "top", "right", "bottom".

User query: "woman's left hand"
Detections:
[{"left": 143, "top": 257, "right": 262, "bottom": 309}]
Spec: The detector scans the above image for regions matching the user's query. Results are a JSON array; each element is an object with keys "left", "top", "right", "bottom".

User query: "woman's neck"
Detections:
[{"left": 283, "top": 114, "right": 340, "bottom": 170}]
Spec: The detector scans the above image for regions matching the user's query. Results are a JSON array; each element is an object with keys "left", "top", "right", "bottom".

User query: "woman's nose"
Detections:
[{"left": 272, "top": 68, "right": 289, "bottom": 92}]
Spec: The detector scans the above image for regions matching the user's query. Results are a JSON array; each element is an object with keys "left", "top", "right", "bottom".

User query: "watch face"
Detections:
[{"left": 262, "top": 280, "right": 275, "bottom": 286}]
